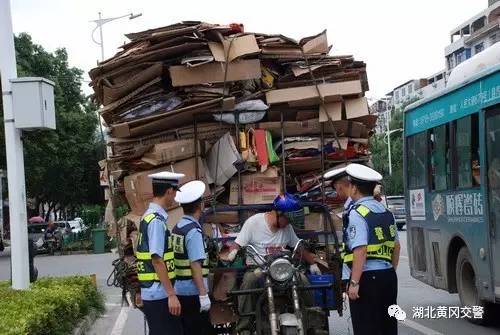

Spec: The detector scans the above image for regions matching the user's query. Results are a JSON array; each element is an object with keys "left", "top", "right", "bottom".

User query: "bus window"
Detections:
[
  {"left": 456, "top": 114, "right": 480, "bottom": 188},
  {"left": 407, "top": 132, "right": 427, "bottom": 188},
  {"left": 430, "top": 124, "right": 449, "bottom": 191}
]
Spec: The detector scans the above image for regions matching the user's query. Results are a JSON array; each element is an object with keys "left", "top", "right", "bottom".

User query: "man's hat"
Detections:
[
  {"left": 346, "top": 164, "right": 383, "bottom": 183},
  {"left": 175, "top": 180, "right": 206, "bottom": 204},
  {"left": 323, "top": 166, "right": 347, "bottom": 181},
  {"left": 148, "top": 171, "right": 185, "bottom": 190}
]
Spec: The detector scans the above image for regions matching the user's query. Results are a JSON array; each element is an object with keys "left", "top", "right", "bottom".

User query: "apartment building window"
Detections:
[
  {"left": 491, "top": 33, "right": 498, "bottom": 44},
  {"left": 409, "top": 84, "right": 414, "bottom": 94},
  {"left": 456, "top": 50, "right": 465, "bottom": 65},
  {"left": 447, "top": 55, "right": 456, "bottom": 69},
  {"left": 402, "top": 87, "right": 407, "bottom": 97},
  {"left": 475, "top": 43, "right": 484, "bottom": 54},
  {"left": 395, "top": 90, "right": 399, "bottom": 101}
]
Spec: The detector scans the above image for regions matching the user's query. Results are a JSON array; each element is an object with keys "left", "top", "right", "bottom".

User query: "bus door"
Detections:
[{"left": 485, "top": 106, "right": 500, "bottom": 300}]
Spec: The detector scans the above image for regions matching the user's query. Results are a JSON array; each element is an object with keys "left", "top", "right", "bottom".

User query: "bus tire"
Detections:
[{"left": 456, "top": 247, "right": 493, "bottom": 325}]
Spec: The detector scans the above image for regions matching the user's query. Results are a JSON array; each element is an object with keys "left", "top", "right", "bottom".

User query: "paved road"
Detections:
[{"left": 1, "top": 232, "right": 499, "bottom": 334}]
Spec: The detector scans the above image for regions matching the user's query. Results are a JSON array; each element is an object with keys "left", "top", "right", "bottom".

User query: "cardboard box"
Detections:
[
  {"left": 169, "top": 59, "right": 262, "bottom": 87},
  {"left": 206, "top": 132, "right": 242, "bottom": 186},
  {"left": 204, "top": 211, "right": 240, "bottom": 224},
  {"left": 286, "top": 157, "right": 322, "bottom": 174},
  {"left": 255, "top": 119, "right": 321, "bottom": 137},
  {"left": 229, "top": 172, "right": 281, "bottom": 205},
  {"left": 208, "top": 35, "right": 260, "bottom": 62},
  {"left": 265, "top": 80, "right": 362, "bottom": 106},
  {"left": 254, "top": 119, "right": 364, "bottom": 138},
  {"left": 141, "top": 139, "right": 199, "bottom": 166},
  {"left": 319, "top": 102, "right": 342, "bottom": 122},
  {"left": 304, "top": 211, "right": 343, "bottom": 232},
  {"left": 124, "top": 157, "right": 211, "bottom": 215},
  {"left": 345, "top": 97, "right": 369, "bottom": 119}
]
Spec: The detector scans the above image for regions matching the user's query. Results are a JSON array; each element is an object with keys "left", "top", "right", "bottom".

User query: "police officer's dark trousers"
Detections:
[
  {"left": 349, "top": 268, "right": 398, "bottom": 335},
  {"left": 178, "top": 295, "right": 214, "bottom": 335},
  {"left": 143, "top": 298, "right": 182, "bottom": 335}
]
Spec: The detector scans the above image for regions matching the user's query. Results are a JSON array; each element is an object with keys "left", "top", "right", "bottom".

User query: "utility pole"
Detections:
[
  {"left": 98, "top": 12, "right": 105, "bottom": 62},
  {"left": 386, "top": 108, "right": 393, "bottom": 176},
  {"left": 0, "top": 0, "right": 30, "bottom": 289}
]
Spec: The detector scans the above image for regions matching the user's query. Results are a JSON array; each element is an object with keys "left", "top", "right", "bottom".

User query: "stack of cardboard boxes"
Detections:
[{"left": 89, "top": 21, "right": 376, "bottom": 241}]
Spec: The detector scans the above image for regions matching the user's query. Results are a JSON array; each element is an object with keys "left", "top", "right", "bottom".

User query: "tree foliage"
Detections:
[
  {"left": 0, "top": 33, "right": 103, "bottom": 218},
  {"left": 369, "top": 99, "right": 419, "bottom": 196}
]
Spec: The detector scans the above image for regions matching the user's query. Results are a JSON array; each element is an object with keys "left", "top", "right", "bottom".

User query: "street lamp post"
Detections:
[
  {"left": 384, "top": 107, "right": 403, "bottom": 176},
  {"left": 90, "top": 12, "right": 142, "bottom": 158},
  {"left": 91, "top": 12, "right": 142, "bottom": 62}
]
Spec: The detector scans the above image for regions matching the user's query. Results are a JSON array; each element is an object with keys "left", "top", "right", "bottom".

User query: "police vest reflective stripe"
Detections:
[
  {"left": 342, "top": 204, "right": 397, "bottom": 266},
  {"left": 172, "top": 219, "right": 209, "bottom": 280},
  {"left": 135, "top": 212, "right": 176, "bottom": 288}
]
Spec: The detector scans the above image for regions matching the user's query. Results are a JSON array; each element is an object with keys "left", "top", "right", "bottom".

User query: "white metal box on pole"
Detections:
[{"left": 11, "top": 77, "right": 56, "bottom": 130}]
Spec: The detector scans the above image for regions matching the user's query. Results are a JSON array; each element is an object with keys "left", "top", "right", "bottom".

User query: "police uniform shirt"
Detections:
[
  {"left": 141, "top": 202, "right": 170, "bottom": 301},
  {"left": 343, "top": 196, "right": 399, "bottom": 279},
  {"left": 174, "top": 215, "right": 208, "bottom": 296}
]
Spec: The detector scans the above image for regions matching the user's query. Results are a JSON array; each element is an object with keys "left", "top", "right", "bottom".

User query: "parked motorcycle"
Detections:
[{"left": 231, "top": 240, "right": 330, "bottom": 335}]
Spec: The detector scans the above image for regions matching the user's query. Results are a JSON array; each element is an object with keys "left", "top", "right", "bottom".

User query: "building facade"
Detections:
[
  {"left": 388, "top": 79, "right": 427, "bottom": 107},
  {"left": 445, "top": 1, "right": 500, "bottom": 71},
  {"left": 369, "top": 98, "right": 390, "bottom": 134}
]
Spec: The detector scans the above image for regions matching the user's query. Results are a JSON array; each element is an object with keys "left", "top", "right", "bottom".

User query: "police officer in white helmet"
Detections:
[
  {"left": 171, "top": 180, "right": 213, "bottom": 335},
  {"left": 136, "top": 171, "right": 184, "bottom": 335},
  {"left": 341, "top": 164, "right": 401, "bottom": 335}
]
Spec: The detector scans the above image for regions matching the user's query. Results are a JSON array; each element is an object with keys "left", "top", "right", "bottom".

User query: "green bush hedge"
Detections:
[{"left": 0, "top": 276, "right": 104, "bottom": 335}]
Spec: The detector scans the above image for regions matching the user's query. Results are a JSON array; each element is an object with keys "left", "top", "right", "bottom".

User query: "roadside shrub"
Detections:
[{"left": 0, "top": 276, "right": 104, "bottom": 335}]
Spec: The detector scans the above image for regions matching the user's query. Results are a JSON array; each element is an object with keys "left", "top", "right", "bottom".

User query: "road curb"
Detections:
[{"left": 72, "top": 308, "right": 101, "bottom": 335}]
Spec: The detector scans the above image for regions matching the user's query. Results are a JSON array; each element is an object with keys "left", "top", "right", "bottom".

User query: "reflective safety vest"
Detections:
[
  {"left": 135, "top": 212, "right": 176, "bottom": 288},
  {"left": 171, "top": 218, "right": 209, "bottom": 280},
  {"left": 342, "top": 204, "right": 397, "bottom": 267}
]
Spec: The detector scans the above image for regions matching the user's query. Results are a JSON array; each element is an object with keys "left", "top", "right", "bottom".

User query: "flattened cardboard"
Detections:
[
  {"left": 286, "top": 157, "right": 322, "bottom": 173},
  {"left": 207, "top": 133, "right": 242, "bottom": 186},
  {"left": 141, "top": 139, "right": 199, "bottom": 166},
  {"left": 229, "top": 173, "right": 281, "bottom": 205},
  {"left": 255, "top": 120, "right": 321, "bottom": 137},
  {"left": 295, "top": 111, "right": 318, "bottom": 121},
  {"left": 345, "top": 97, "right": 369, "bottom": 119},
  {"left": 169, "top": 59, "right": 261, "bottom": 87},
  {"left": 265, "top": 80, "right": 362, "bottom": 106},
  {"left": 352, "top": 114, "right": 378, "bottom": 129},
  {"left": 208, "top": 35, "right": 260, "bottom": 62},
  {"left": 319, "top": 102, "right": 342, "bottom": 122},
  {"left": 301, "top": 30, "right": 328, "bottom": 54},
  {"left": 102, "top": 63, "right": 163, "bottom": 105}
]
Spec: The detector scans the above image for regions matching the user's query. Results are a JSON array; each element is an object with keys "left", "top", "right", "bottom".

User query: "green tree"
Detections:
[
  {"left": 0, "top": 33, "right": 103, "bottom": 219},
  {"left": 370, "top": 99, "right": 418, "bottom": 196}
]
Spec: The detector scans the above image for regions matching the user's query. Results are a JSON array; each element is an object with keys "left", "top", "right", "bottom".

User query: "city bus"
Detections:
[{"left": 404, "top": 47, "right": 500, "bottom": 323}]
